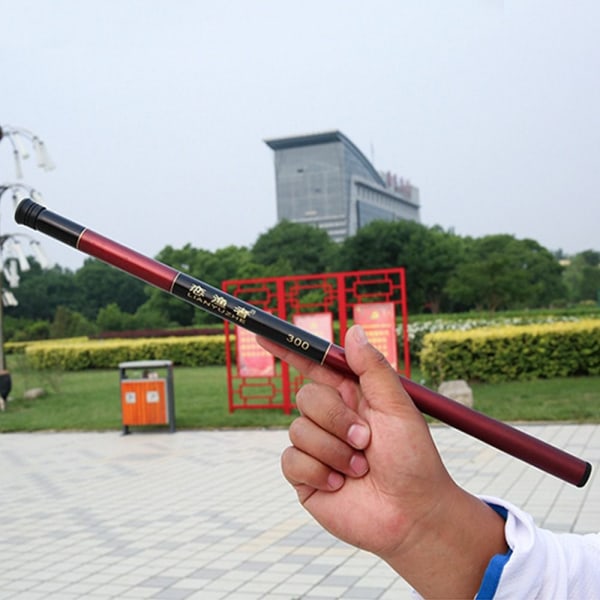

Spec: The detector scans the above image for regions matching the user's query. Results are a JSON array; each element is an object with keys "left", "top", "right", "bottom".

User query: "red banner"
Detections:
[
  {"left": 292, "top": 312, "right": 334, "bottom": 342},
  {"left": 235, "top": 325, "right": 275, "bottom": 377},
  {"left": 353, "top": 302, "right": 398, "bottom": 370}
]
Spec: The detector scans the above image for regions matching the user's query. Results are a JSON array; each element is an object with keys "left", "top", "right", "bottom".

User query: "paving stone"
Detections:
[{"left": 0, "top": 425, "right": 597, "bottom": 599}]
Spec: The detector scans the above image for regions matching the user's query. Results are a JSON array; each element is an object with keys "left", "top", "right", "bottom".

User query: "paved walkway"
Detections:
[{"left": 1, "top": 423, "right": 598, "bottom": 599}]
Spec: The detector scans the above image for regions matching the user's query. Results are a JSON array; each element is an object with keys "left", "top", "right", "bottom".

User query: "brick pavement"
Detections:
[{"left": 0, "top": 424, "right": 598, "bottom": 599}]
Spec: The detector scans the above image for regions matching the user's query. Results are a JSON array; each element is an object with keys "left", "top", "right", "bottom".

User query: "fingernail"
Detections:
[
  {"left": 348, "top": 424, "right": 370, "bottom": 448},
  {"left": 353, "top": 325, "right": 368, "bottom": 345},
  {"left": 328, "top": 471, "right": 344, "bottom": 490},
  {"left": 350, "top": 453, "right": 369, "bottom": 476}
]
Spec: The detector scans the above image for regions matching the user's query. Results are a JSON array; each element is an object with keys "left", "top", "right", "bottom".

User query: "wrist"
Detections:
[{"left": 384, "top": 484, "right": 508, "bottom": 599}]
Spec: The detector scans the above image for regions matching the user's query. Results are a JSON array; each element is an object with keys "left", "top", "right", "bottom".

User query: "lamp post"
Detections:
[
  {"left": 0, "top": 231, "right": 52, "bottom": 370},
  {"left": 0, "top": 124, "right": 55, "bottom": 178},
  {"left": 0, "top": 123, "right": 54, "bottom": 407}
]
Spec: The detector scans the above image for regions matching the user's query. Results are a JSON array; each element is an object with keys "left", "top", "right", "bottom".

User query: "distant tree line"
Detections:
[{"left": 4, "top": 219, "right": 600, "bottom": 341}]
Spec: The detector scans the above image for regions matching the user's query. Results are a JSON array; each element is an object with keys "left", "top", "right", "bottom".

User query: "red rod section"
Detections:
[{"left": 78, "top": 230, "right": 178, "bottom": 292}]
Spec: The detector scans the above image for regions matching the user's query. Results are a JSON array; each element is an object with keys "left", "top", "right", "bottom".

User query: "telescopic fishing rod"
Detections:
[{"left": 15, "top": 198, "right": 592, "bottom": 487}]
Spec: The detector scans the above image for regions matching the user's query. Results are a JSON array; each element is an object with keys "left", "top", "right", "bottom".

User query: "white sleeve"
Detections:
[{"left": 477, "top": 495, "right": 600, "bottom": 599}]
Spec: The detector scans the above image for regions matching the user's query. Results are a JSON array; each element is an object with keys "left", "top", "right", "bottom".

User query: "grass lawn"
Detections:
[
  {"left": 1, "top": 357, "right": 298, "bottom": 432},
  {"left": 472, "top": 375, "right": 600, "bottom": 422},
  {"left": 1, "top": 355, "right": 599, "bottom": 432}
]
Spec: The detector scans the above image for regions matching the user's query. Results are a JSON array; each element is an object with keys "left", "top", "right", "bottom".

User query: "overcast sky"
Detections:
[{"left": 1, "top": 0, "right": 599, "bottom": 271}]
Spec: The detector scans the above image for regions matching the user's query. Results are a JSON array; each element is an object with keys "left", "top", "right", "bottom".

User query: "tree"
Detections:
[
  {"left": 96, "top": 302, "right": 137, "bottom": 332},
  {"left": 49, "top": 306, "right": 96, "bottom": 338},
  {"left": 518, "top": 238, "right": 567, "bottom": 307},
  {"left": 3, "top": 315, "right": 50, "bottom": 341},
  {"left": 337, "top": 220, "right": 465, "bottom": 312},
  {"left": 580, "top": 250, "right": 600, "bottom": 266},
  {"left": 197, "top": 245, "right": 264, "bottom": 287},
  {"left": 562, "top": 250, "right": 600, "bottom": 303},
  {"left": 6, "top": 262, "right": 77, "bottom": 321},
  {"left": 446, "top": 235, "right": 565, "bottom": 311},
  {"left": 406, "top": 225, "right": 467, "bottom": 313},
  {"left": 252, "top": 221, "right": 335, "bottom": 275},
  {"left": 73, "top": 258, "right": 148, "bottom": 320}
]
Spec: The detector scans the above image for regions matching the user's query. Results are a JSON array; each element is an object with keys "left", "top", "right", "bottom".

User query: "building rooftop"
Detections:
[{"left": 264, "top": 130, "right": 385, "bottom": 187}]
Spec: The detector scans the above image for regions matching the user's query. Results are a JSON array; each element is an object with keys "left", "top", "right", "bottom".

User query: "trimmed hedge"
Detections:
[
  {"left": 399, "top": 314, "right": 587, "bottom": 361},
  {"left": 420, "top": 320, "right": 600, "bottom": 384},
  {"left": 24, "top": 336, "right": 228, "bottom": 371},
  {"left": 5, "top": 337, "right": 90, "bottom": 356}
]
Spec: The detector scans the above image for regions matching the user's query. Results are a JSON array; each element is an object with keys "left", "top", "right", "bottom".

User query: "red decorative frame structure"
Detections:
[{"left": 223, "top": 268, "right": 410, "bottom": 413}]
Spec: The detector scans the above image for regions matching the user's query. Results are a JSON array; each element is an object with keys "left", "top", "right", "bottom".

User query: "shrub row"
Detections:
[
  {"left": 16, "top": 315, "right": 600, "bottom": 377},
  {"left": 420, "top": 320, "right": 600, "bottom": 385},
  {"left": 399, "top": 311, "right": 599, "bottom": 360},
  {"left": 24, "top": 336, "right": 228, "bottom": 371},
  {"left": 6, "top": 337, "right": 90, "bottom": 355}
]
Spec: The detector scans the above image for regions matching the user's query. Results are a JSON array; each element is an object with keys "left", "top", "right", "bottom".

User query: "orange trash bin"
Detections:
[{"left": 118, "top": 360, "right": 175, "bottom": 434}]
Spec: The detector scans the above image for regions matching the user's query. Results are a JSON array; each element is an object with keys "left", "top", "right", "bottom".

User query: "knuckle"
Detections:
[
  {"left": 281, "top": 445, "right": 302, "bottom": 473},
  {"left": 280, "top": 446, "right": 294, "bottom": 470},
  {"left": 280, "top": 447, "right": 299, "bottom": 483},
  {"left": 325, "top": 402, "right": 348, "bottom": 429},
  {"left": 294, "top": 383, "right": 311, "bottom": 411},
  {"left": 295, "top": 382, "right": 323, "bottom": 413},
  {"left": 288, "top": 418, "right": 304, "bottom": 444}
]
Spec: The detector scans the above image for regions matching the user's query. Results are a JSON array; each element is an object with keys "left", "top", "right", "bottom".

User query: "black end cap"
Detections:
[
  {"left": 14, "top": 198, "right": 46, "bottom": 229},
  {"left": 577, "top": 461, "right": 593, "bottom": 488}
]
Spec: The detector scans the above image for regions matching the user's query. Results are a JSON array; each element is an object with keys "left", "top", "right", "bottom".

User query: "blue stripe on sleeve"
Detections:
[{"left": 476, "top": 504, "right": 513, "bottom": 600}]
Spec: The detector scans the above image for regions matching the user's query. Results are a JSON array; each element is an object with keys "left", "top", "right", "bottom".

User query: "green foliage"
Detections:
[
  {"left": 445, "top": 235, "right": 565, "bottom": 311},
  {"left": 402, "top": 310, "right": 595, "bottom": 360},
  {"left": 562, "top": 250, "right": 600, "bottom": 303},
  {"left": 420, "top": 320, "right": 600, "bottom": 384},
  {"left": 3, "top": 315, "right": 50, "bottom": 342},
  {"left": 49, "top": 306, "right": 97, "bottom": 338},
  {"left": 131, "top": 302, "right": 173, "bottom": 329},
  {"left": 5, "top": 262, "right": 77, "bottom": 321},
  {"left": 72, "top": 258, "right": 148, "bottom": 319},
  {"left": 24, "top": 335, "right": 227, "bottom": 370},
  {"left": 252, "top": 220, "right": 335, "bottom": 275},
  {"left": 96, "top": 303, "right": 138, "bottom": 332},
  {"left": 336, "top": 220, "right": 466, "bottom": 312}
]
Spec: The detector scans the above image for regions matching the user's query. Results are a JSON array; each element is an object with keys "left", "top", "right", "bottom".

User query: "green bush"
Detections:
[
  {"left": 24, "top": 335, "right": 228, "bottom": 371},
  {"left": 420, "top": 320, "right": 600, "bottom": 385},
  {"left": 401, "top": 309, "right": 600, "bottom": 360}
]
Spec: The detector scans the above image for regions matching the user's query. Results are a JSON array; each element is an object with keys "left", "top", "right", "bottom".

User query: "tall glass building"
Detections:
[{"left": 265, "top": 130, "right": 420, "bottom": 242}]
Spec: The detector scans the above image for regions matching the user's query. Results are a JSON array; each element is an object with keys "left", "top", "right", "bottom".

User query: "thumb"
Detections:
[{"left": 345, "top": 325, "right": 416, "bottom": 415}]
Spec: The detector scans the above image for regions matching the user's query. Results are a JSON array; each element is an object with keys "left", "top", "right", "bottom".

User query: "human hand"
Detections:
[
  {"left": 260, "top": 325, "right": 455, "bottom": 558},
  {"left": 259, "top": 325, "right": 508, "bottom": 598}
]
